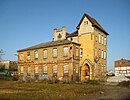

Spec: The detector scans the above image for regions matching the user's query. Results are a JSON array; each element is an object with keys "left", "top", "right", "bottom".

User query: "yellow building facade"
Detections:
[{"left": 18, "top": 13, "right": 108, "bottom": 82}]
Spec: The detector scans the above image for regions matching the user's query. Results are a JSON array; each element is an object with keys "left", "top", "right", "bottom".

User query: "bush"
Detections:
[
  {"left": 119, "top": 81, "right": 130, "bottom": 87},
  {"left": 84, "top": 80, "right": 100, "bottom": 85},
  {"left": 12, "top": 76, "right": 18, "bottom": 81}
]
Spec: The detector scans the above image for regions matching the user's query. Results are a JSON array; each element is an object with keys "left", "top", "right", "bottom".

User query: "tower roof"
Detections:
[{"left": 76, "top": 13, "right": 109, "bottom": 35}]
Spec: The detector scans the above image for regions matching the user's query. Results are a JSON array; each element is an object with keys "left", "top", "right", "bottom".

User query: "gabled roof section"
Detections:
[
  {"left": 17, "top": 39, "right": 80, "bottom": 52},
  {"left": 66, "top": 30, "right": 78, "bottom": 37},
  {"left": 76, "top": 13, "right": 109, "bottom": 35}
]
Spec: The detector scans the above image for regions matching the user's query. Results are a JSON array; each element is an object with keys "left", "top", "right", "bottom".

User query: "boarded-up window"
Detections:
[
  {"left": 53, "top": 65, "right": 58, "bottom": 73},
  {"left": 64, "top": 65, "right": 68, "bottom": 73},
  {"left": 43, "top": 66, "right": 47, "bottom": 73},
  {"left": 35, "top": 66, "right": 38, "bottom": 73},
  {"left": 43, "top": 49, "right": 47, "bottom": 58},
  {"left": 63, "top": 47, "right": 68, "bottom": 57},
  {"left": 53, "top": 48, "right": 58, "bottom": 57},
  {"left": 34, "top": 50, "right": 38, "bottom": 59},
  {"left": 20, "top": 53, "right": 24, "bottom": 60}
]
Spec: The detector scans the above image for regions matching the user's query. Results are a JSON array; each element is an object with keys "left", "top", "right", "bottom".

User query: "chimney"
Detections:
[
  {"left": 62, "top": 26, "right": 66, "bottom": 40},
  {"left": 53, "top": 28, "right": 57, "bottom": 41}
]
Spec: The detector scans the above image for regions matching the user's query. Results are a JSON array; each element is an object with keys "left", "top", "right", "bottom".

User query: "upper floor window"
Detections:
[
  {"left": 35, "top": 66, "right": 38, "bottom": 73},
  {"left": 80, "top": 48, "right": 83, "bottom": 57},
  {"left": 21, "top": 66, "right": 24, "bottom": 73},
  {"left": 63, "top": 47, "right": 68, "bottom": 57},
  {"left": 53, "top": 48, "right": 58, "bottom": 57},
  {"left": 64, "top": 64, "right": 68, "bottom": 73},
  {"left": 43, "top": 66, "right": 48, "bottom": 74},
  {"left": 76, "top": 48, "right": 79, "bottom": 57},
  {"left": 43, "top": 49, "right": 47, "bottom": 59},
  {"left": 104, "top": 38, "right": 107, "bottom": 45},
  {"left": 34, "top": 50, "right": 38, "bottom": 59},
  {"left": 102, "top": 36, "right": 104, "bottom": 44},
  {"left": 27, "top": 52, "right": 30, "bottom": 60},
  {"left": 101, "top": 50, "right": 104, "bottom": 59},
  {"left": 20, "top": 53, "right": 24, "bottom": 61},
  {"left": 53, "top": 65, "right": 58, "bottom": 74},
  {"left": 99, "top": 34, "right": 101, "bottom": 43},
  {"left": 104, "top": 51, "right": 106, "bottom": 59}
]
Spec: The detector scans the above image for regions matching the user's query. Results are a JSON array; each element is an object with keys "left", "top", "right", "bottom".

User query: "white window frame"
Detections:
[
  {"left": 53, "top": 48, "right": 58, "bottom": 57},
  {"left": 20, "top": 53, "right": 24, "bottom": 60},
  {"left": 64, "top": 65, "right": 68, "bottom": 73},
  {"left": 104, "top": 51, "right": 106, "bottom": 59},
  {"left": 53, "top": 65, "right": 58, "bottom": 74},
  {"left": 43, "top": 66, "right": 48, "bottom": 74},
  {"left": 34, "top": 50, "right": 38, "bottom": 59},
  {"left": 104, "top": 38, "right": 107, "bottom": 45},
  {"left": 43, "top": 49, "right": 47, "bottom": 58},
  {"left": 101, "top": 50, "right": 104, "bottom": 59},
  {"left": 63, "top": 47, "right": 68, "bottom": 57},
  {"left": 35, "top": 66, "right": 38, "bottom": 73}
]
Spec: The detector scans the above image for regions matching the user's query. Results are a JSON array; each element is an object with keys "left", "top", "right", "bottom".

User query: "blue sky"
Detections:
[{"left": 0, "top": 0, "right": 130, "bottom": 70}]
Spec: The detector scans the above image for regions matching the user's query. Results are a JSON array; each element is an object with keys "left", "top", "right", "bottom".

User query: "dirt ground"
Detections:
[
  {"left": 0, "top": 81, "right": 130, "bottom": 100},
  {"left": 77, "top": 85, "right": 130, "bottom": 100}
]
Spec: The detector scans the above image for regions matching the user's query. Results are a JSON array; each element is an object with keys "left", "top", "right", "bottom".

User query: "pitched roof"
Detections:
[
  {"left": 76, "top": 13, "right": 109, "bottom": 35},
  {"left": 17, "top": 39, "right": 80, "bottom": 52},
  {"left": 66, "top": 30, "right": 78, "bottom": 37}
]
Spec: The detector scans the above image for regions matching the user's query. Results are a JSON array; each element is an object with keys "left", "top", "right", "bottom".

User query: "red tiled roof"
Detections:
[
  {"left": 66, "top": 30, "right": 78, "bottom": 37},
  {"left": 76, "top": 13, "right": 109, "bottom": 35}
]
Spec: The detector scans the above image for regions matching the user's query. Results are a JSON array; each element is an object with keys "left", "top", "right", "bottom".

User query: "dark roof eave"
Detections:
[
  {"left": 92, "top": 25, "right": 109, "bottom": 35},
  {"left": 17, "top": 40, "right": 80, "bottom": 52}
]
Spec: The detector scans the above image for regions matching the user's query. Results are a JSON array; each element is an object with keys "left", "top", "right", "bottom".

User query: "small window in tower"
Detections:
[
  {"left": 57, "top": 33, "right": 62, "bottom": 39},
  {"left": 84, "top": 21, "right": 88, "bottom": 25}
]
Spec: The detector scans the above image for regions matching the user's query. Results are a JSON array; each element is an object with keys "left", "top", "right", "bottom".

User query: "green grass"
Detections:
[{"left": 0, "top": 81, "right": 104, "bottom": 100}]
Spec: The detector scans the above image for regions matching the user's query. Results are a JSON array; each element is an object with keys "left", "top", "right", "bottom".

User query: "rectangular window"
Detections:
[
  {"left": 21, "top": 66, "right": 24, "bottom": 73},
  {"left": 34, "top": 50, "right": 38, "bottom": 59},
  {"left": 27, "top": 52, "right": 30, "bottom": 60},
  {"left": 76, "top": 48, "right": 79, "bottom": 57},
  {"left": 53, "top": 48, "right": 58, "bottom": 57},
  {"left": 20, "top": 53, "right": 24, "bottom": 60},
  {"left": 104, "top": 51, "right": 106, "bottom": 59},
  {"left": 63, "top": 47, "right": 68, "bottom": 57},
  {"left": 53, "top": 65, "right": 58, "bottom": 73},
  {"left": 76, "top": 64, "right": 79, "bottom": 73},
  {"left": 99, "top": 34, "right": 101, "bottom": 43},
  {"left": 102, "top": 36, "right": 104, "bottom": 44},
  {"left": 43, "top": 49, "right": 47, "bottom": 58},
  {"left": 28, "top": 67, "right": 31, "bottom": 73},
  {"left": 80, "top": 48, "right": 83, "bottom": 57},
  {"left": 101, "top": 50, "right": 104, "bottom": 59},
  {"left": 64, "top": 65, "right": 68, "bottom": 73},
  {"left": 35, "top": 66, "right": 38, "bottom": 73},
  {"left": 104, "top": 38, "right": 107, "bottom": 45},
  {"left": 43, "top": 66, "right": 48, "bottom": 74}
]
